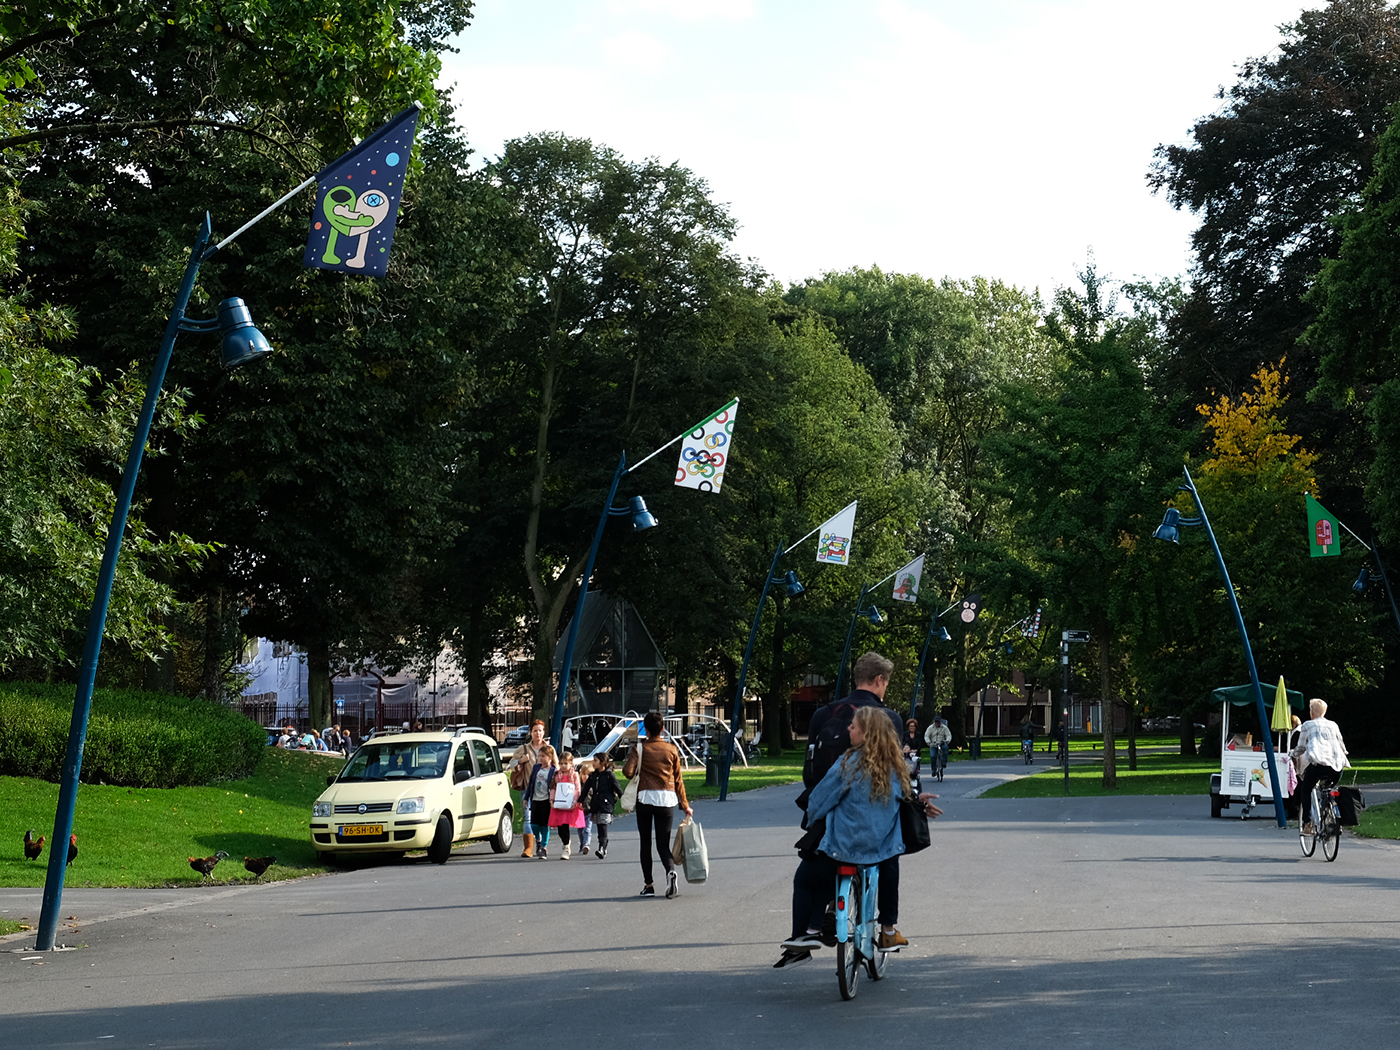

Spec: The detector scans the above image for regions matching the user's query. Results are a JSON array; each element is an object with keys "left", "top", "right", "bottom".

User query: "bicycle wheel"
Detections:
[
  {"left": 836, "top": 874, "right": 861, "bottom": 1001},
  {"left": 863, "top": 873, "right": 887, "bottom": 980},
  {"left": 1299, "top": 788, "right": 1318, "bottom": 857},
  {"left": 1322, "top": 798, "right": 1341, "bottom": 862}
]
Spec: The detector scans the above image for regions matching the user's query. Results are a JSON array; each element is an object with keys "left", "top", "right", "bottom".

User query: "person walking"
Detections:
[
  {"left": 548, "top": 752, "right": 586, "bottom": 859},
  {"left": 524, "top": 745, "right": 559, "bottom": 859},
  {"left": 509, "top": 720, "right": 548, "bottom": 858},
  {"left": 582, "top": 753, "right": 622, "bottom": 859},
  {"left": 622, "top": 711, "right": 692, "bottom": 898},
  {"left": 1290, "top": 698, "right": 1350, "bottom": 834}
]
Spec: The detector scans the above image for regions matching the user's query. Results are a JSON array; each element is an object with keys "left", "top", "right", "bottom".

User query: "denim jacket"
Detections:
[{"left": 807, "top": 753, "right": 903, "bottom": 865}]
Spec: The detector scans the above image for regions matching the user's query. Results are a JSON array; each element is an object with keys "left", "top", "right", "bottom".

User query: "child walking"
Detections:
[
  {"left": 548, "top": 751, "right": 587, "bottom": 859},
  {"left": 582, "top": 752, "right": 622, "bottom": 860},
  {"left": 525, "top": 745, "right": 558, "bottom": 859},
  {"left": 576, "top": 760, "right": 595, "bottom": 855}
]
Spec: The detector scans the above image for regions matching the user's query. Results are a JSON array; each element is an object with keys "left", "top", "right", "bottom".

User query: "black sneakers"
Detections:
[
  {"left": 773, "top": 949, "right": 812, "bottom": 969},
  {"left": 639, "top": 884, "right": 655, "bottom": 896},
  {"left": 666, "top": 871, "right": 679, "bottom": 899}
]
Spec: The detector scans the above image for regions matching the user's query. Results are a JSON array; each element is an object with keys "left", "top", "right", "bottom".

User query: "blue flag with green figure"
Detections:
[{"left": 303, "top": 103, "right": 421, "bottom": 277}]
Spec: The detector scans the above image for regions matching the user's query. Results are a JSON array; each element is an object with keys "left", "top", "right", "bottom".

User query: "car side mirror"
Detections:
[
  {"left": 454, "top": 770, "right": 471, "bottom": 784},
  {"left": 326, "top": 775, "right": 336, "bottom": 786}
]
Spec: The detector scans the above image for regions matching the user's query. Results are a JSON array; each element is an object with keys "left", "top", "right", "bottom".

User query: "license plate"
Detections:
[{"left": 339, "top": 824, "right": 383, "bottom": 836}]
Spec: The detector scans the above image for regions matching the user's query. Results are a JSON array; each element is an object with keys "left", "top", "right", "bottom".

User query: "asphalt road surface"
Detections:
[{"left": 4, "top": 757, "right": 1397, "bottom": 1049}]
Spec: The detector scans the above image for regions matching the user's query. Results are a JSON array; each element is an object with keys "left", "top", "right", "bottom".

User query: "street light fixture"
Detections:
[
  {"left": 36, "top": 215, "right": 273, "bottom": 951},
  {"left": 718, "top": 544, "right": 805, "bottom": 800},
  {"left": 550, "top": 452, "right": 658, "bottom": 748},
  {"left": 1152, "top": 464, "right": 1286, "bottom": 828},
  {"left": 834, "top": 583, "right": 887, "bottom": 697}
]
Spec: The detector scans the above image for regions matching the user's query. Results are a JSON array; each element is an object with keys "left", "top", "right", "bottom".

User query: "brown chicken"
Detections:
[
  {"left": 67, "top": 833, "right": 77, "bottom": 866},
  {"left": 243, "top": 855, "right": 276, "bottom": 881},
  {"left": 188, "top": 850, "right": 229, "bottom": 881},
  {"left": 23, "top": 829, "right": 44, "bottom": 860}
]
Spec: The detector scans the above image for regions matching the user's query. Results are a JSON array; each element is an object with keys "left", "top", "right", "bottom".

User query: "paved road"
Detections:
[{"left": 3, "top": 758, "right": 1397, "bottom": 1049}]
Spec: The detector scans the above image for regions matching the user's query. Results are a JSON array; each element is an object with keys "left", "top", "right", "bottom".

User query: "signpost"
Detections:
[{"left": 1061, "top": 630, "right": 1088, "bottom": 794}]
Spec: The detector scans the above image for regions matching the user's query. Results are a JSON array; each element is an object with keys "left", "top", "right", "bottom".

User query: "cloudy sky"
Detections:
[{"left": 438, "top": 0, "right": 1312, "bottom": 298}]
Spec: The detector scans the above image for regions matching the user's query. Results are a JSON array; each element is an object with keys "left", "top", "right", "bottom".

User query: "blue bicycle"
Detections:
[{"left": 834, "top": 861, "right": 887, "bottom": 999}]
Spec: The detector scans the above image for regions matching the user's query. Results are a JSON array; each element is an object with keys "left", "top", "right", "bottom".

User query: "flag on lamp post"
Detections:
[
  {"left": 891, "top": 554, "right": 924, "bottom": 603},
  {"left": 1305, "top": 493, "right": 1341, "bottom": 557},
  {"left": 816, "top": 501, "right": 857, "bottom": 565},
  {"left": 304, "top": 103, "right": 422, "bottom": 277},
  {"left": 675, "top": 398, "right": 738, "bottom": 492}
]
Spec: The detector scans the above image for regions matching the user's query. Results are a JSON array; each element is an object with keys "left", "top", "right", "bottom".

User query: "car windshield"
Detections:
[{"left": 337, "top": 741, "right": 451, "bottom": 782}]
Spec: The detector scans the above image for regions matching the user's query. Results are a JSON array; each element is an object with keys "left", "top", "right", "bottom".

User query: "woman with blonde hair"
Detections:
[{"left": 776, "top": 705, "right": 940, "bottom": 968}]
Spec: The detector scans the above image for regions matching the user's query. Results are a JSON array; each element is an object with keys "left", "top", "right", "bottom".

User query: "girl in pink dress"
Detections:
[{"left": 548, "top": 751, "right": 587, "bottom": 859}]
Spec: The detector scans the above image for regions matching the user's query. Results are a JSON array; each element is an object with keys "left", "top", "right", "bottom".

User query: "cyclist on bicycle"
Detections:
[
  {"left": 776, "top": 705, "right": 941, "bottom": 968},
  {"left": 1019, "top": 717, "right": 1037, "bottom": 758},
  {"left": 923, "top": 716, "right": 951, "bottom": 776},
  {"left": 1290, "top": 698, "right": 1350, "bottom": 835}
]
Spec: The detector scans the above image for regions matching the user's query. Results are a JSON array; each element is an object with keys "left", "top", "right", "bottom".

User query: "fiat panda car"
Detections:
[{"left": 311, "top": 729, "right": 513, "bottom": 864}]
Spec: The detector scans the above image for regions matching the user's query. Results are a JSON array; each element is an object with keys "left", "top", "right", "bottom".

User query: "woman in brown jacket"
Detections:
[{"left": 622, "top": 711, "right": 693, "bottom": 898}]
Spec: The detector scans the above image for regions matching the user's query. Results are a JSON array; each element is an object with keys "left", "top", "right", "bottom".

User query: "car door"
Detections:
[
  {"left": 450, "top": 742, "right": 480, "bottom": 842},
  {"left": 467, "top": 737, "right": 508, "bottom": 838}
]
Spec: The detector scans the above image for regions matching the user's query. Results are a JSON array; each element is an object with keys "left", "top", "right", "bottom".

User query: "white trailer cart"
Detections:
[{"left": 1208, "top": 682, "right": 1302, "bottom": 819}]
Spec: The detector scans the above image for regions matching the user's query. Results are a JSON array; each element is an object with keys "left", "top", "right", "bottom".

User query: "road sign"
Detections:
[{"left": 1062, "top": 630, "right": 1090, "bottom": 643}]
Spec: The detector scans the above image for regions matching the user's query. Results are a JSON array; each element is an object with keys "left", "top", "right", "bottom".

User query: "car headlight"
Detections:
[
  {"left": 396, "top": 796, "right": 426, "bottom": 814},
  {"left": 313, "top": 801, "right": 332, "bottom": 817}
]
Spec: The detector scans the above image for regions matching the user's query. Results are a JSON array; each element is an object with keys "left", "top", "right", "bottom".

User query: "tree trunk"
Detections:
[
  {"left": 1127, "top": 695, "right": 1138, "bottom": 772},
  {"left": 142, "top": 455, "right": 177, "bottom": 695},
  {"left": 461, "top": 609, "right": 491, "bottom": 730},
  {"left": 199, "top": 584, "right": 224, "bottom": 703},
  {"left": 1179, "top": 719, "right": 1197, "bottom": 757},
  {"left": 308, "top": 641, "right": 332, "bottom": 730},
  {"left": 1099, "top": 632, "right": 1116, "bottom": 788}
]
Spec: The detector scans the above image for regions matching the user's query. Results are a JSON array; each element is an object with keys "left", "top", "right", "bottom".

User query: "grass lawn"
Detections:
[
  {"left": 1, "top": 747, "right": 343, "bottom": 890},
  {"left": 1356, "top": 800, "right": 1400, "bottom": 839},
  {"left": 981, "top": 754, "right": 1400, "bottom": 799}
]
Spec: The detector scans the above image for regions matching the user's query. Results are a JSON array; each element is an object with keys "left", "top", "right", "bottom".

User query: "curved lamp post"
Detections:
[
  {"left": 833, "top": 583, "right": 886, "bottom": 698},
  {"left": 36, "top": 215, "right": 273, "bottom": 950},
  {"left": 1350, "top": 535, "right": 1400, "bottom": 638},
  {"left": 718, "top": 543, "right": 804, "bottom": 800},
  {"left": 1153, "top": 464, "right": 1286, "bottom": 828},
  {"left": 549, "top": 452, "right": 658, "bottom": 749}
]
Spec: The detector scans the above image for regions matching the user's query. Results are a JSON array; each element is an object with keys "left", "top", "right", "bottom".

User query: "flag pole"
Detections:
[
  {"left": 213, "top": 175, "right": 317, "bottom": 253},
  {"left": 626, "top": 397, "right": 738, "bottom": 475}
]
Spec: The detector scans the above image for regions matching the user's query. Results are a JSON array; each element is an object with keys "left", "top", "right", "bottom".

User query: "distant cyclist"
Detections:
[
  {"left": 1019, "top": 717, "right": 1037, "bottom": 759},
  {"left": 924, "top": 716, "right": 951, "bottom": 775}
]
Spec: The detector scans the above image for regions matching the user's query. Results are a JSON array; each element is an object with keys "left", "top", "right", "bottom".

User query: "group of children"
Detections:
[{"left": 521, "top": 747, "right": 623, "bottom": 859}]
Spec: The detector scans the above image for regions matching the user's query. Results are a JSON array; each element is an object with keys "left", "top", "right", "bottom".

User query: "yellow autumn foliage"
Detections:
[{"left": 1197, "top": 362, "right": 1318, "bottom": 494}]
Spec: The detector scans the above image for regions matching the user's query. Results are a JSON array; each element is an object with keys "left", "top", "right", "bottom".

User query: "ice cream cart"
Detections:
[{"left": 1208, "top": 682, "right": 1303, "bottom": 819}]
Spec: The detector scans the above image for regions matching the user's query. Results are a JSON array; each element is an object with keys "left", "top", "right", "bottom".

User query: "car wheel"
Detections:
[
  {"left": 427, "top": 815, "right": 453, "bottom": 864},
  {"left": 1210, "top": 793, "right": 1223, "bottom": 819},
  {"left": 490, "top": 807, "right": 514, "bottom": 853}
]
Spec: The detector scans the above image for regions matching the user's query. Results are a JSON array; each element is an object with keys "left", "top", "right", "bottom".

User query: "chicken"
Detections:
[
  {"left": 67, "top": 833, "right": 77, "bottom": 867},
  {"left": 188, "top": 850, "right": 229, "bottom": 881},
  {"left": 23, "top": 829, "right": 44, "bottom": 861},
  {"left": 243, "top": 855, "right": 276, "bottom": 881}
]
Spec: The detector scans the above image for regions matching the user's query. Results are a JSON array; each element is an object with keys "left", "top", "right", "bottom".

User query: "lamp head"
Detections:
[
  {"left": 1153, "top": 507, "right": 1181, "bottom": 544},
  {"left": 936, "top": 626, "right": 951, "bottom": 643},
  {"left": 628, "top": 495, "right": 658, "bottom": 531},
  {"left": 1354, "top": 566, "right": 1371, "bottom": 593},
  {"left": 863, "top": 606, "right": 883, "bottom": 626},
  {"left": 781, "top": 571, "right": 805, "bottom": 598},
  {"left": 217, "top": 297, "right": 274, "bottom": 370}
]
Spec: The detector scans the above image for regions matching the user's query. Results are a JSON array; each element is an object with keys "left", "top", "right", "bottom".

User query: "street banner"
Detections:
[
  {"left": 891, "top": 554, "right": 924, "bottom": 603},
  {"left": 1022, "top": 605, "right": 1042, "bottom": 638},
  {"left": 1305, "top": 493, "right": 1341, "bottom": 557},
  {"left": 675, "top": 398, "right": 738, "bottom": 492},
  {"left": 304, "top": 103, "right": 422, "bottom": 277},
  {"left": 816, "top": 501, "right": 857, "bottom": 565}
]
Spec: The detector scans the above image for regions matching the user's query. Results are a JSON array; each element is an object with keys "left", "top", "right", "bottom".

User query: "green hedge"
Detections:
[{"left": 0, "top": 682, "right": 265, "bottom": 788}]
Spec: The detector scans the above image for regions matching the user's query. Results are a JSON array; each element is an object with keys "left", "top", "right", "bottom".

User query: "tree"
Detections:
[
  {"left": 1147, "top": 0, "right": 1399, "bottom": 492},
  {"left": 985, "top": 266, "right": 1188, "bottom": 787}
]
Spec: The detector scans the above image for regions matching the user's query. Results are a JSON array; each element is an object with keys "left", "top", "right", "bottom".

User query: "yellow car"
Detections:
[{"left": 311, "top": 729, "right": 513, "bottom": 864}]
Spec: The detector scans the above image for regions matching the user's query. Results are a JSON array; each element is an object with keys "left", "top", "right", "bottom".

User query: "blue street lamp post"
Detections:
[
  {"left": 833, "top": 584, "right": 884, "bottom": 699},
  {"left": 719, "top": 544, "right": 803, "bottom": 801},
  {"left": 1154, "top": 464, "right": 1287, "bottom": 829},
  {"left": 36, "top": 215, "right": 273, "bottom": 950},
  {"left": 549, "top": 452, "right": 657, "bottom": 749}
]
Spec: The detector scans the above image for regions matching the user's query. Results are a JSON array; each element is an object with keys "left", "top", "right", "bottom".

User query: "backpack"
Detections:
[{"left": 803, "top": 701, "right": 858, "bottom": 789}]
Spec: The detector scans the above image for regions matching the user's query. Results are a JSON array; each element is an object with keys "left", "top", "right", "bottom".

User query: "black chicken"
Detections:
[
  {"left": 67, "top": 833, "right": 77, "bottom": 866},
  {"left": 23, "top": 829, "right": 44, "bottom": 860},
  {"left": 188, "top": 850, "right": 229, "bottom": 881},
  {"left": 243, "top": 855, "right": 276, "bottom": 881}
]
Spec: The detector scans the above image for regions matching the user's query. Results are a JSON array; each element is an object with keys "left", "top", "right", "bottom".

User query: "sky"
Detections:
[{"left": 437, "top": 0, "right": 1314, "bottom": 298}]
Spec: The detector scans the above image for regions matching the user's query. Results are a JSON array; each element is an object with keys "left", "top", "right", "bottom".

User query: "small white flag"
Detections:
[
  {"left": 816, "top": 501, "right": 857, "bottom": 565},
  {"left": 675, "top": 398, "right": 738, "bottom": 492},
  {"left": 891, "top": 554, "right": 924, "bottom": 603}
]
